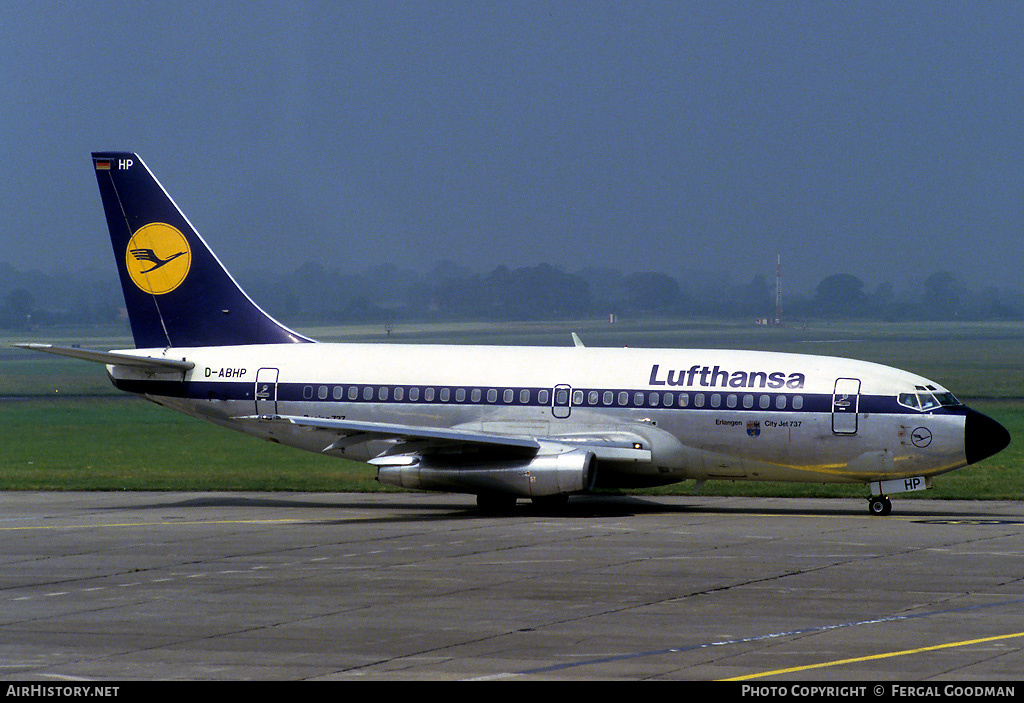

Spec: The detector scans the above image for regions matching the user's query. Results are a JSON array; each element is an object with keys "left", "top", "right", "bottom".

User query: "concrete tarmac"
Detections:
[{"left": 1, "top": 491, "right": 1023, "bottom": 681}]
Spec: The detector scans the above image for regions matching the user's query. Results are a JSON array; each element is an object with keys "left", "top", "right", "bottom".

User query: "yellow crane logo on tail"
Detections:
[{"left": 125, "top": 223, "right": 191, "bottom": 295}]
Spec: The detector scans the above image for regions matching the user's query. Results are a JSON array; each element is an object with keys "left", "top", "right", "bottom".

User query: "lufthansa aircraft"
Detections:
[{"left": 17, "top": 153, "right": 1011, "bottom": 515}]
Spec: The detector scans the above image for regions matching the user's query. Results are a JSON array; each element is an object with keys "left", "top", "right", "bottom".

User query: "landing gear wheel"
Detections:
[
  {"left": 868, "top": 496, "right": 892, "bottom": 516},
  {"left": 476, "top": 492, "right": 517, "bottom": 515},
  {"left": 532, "top": 493, "right": 570, "bottom": 513}
]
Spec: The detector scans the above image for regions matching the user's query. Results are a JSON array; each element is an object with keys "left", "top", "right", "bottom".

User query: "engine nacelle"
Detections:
[{"left": 375, "top": 448, "right": 596, "bottom": 498}]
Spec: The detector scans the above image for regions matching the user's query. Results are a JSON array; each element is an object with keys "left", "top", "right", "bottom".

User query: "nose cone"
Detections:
[{"left": 965, "top": 408, "right": 1011, "bottom": 464}]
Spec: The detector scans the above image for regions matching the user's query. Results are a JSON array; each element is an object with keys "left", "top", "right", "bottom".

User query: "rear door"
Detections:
[{"left": 255, "top": 367, "right": 279, "bottom": 415}]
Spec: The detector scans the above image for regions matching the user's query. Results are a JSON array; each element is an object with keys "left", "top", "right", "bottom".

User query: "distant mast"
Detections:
[{"left": 774, "top": 254, "right": 783, "bottom": 327}]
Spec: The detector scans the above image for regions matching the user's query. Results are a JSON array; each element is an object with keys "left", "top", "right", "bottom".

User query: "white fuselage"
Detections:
[{"left": 108, "top": 343, "right": 970, "bottom": 489}]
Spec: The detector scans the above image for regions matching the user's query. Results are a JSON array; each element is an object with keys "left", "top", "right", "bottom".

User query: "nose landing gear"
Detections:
[
  {"left": 868, "top": 495, "right": 892, "bottom": 516},
  {"left": 866, "top": 476, "right": 931, "bottom": 516}
]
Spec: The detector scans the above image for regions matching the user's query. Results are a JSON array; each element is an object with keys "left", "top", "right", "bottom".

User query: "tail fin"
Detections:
[{"left": 92, "top": 152, "right": 313, "bottom": 348}]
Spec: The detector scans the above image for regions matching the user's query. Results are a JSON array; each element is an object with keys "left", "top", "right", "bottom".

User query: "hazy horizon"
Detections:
[{"left": 4, "top": 2, "right": 1022, "bottom": 293}]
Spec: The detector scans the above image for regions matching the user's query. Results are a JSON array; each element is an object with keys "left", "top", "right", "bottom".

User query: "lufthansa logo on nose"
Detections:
[
  {"left": 125, "top": 223, "right": 191, "bottom": 295},
  {"left": 911, "top": 427, "right": 933, "bottom": 448}
]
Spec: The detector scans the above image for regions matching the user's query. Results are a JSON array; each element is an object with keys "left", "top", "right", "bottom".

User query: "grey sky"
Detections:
[{"left": 3, "top": 1, "right": 1023, "bottom": 292}]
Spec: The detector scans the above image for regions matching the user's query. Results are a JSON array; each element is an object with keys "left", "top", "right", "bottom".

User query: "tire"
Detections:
[
  {"left": 531, "top": 493, "right": 570, "bottom": 513},
  {"left": 477, "top": 492, "right": 517, "bottom": 515},
  {"left": 868, "top": 496, "right": 892, "bottom": 516}
]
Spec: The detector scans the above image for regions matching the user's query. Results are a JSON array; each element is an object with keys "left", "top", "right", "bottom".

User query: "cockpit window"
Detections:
[
  {"left": 898, "top": 393, "right": 921, "bottom": 410},
  {"left": 898, "top": 391, "right": 961, "bottom": 411}
]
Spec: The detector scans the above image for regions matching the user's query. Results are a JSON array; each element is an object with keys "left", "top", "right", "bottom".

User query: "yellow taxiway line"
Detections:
[{"left": 724, "top": 631, "right": 1024, "bottom": 680}]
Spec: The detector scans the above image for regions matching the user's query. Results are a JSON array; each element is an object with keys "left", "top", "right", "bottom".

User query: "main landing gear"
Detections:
[
  {"left": 476, "top": 492, "right": 571, "bottom": 515},
  {"left": 476, "top": 492, "right": 518, "bottom": 515},
  {"left": 867, "top": 495, "right": 892, "bottom": 516}
]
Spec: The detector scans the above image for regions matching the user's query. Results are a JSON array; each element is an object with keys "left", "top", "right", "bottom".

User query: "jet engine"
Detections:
[{"left": 375, "top": 448, "right": 596, "bottom": 498}]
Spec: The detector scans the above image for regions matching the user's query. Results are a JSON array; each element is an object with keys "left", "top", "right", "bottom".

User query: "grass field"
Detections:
[
  {"left": 0, "top": 398, "right": 382, "bottom": 492},
  {"left": 2, "top": 319, "right": 1021, "bottom": 498}
]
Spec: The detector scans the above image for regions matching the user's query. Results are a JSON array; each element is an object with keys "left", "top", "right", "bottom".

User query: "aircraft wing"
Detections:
[
  {"left": 13, "top": 343, "right": 195, "bottom": 372},
  {"left": 242, "top": 414, "right": 652, "bottom": 463},
  {"left": 248, "top": 414, "right": 542, "bottom": 453}
]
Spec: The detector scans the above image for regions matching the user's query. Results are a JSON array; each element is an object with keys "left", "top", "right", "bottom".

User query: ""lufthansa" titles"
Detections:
[{"left": 648, "top": 364, "right": 806, "bottom": 389}]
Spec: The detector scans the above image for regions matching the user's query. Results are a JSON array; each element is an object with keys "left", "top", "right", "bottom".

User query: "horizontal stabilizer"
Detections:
[{"left": 13, "top": 343, "right": 194, "bottom": 372}]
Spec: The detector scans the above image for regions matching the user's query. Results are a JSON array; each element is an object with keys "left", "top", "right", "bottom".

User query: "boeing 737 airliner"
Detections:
[{"left": 17, "top": 153, "right": 1011, "bottom": 515}]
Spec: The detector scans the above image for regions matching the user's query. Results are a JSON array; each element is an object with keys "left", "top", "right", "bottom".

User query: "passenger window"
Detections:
[
  {"left": 538, "top": 390, "right": 549, "bottom": 405},
  {"left": 440, "top": 388, "right": 450, "bottom": 402},
  {"left": 455, "top": 388, "right": 466, "bottom": 402},
  {"left": 679, "top": 393, "right": 689, "bottom": 407},
  {"left": 394, "top": 387, "right": 404, "bottom": 401},
  {"left": 618, "top": 391, "right": 629, "bottom": 406},
  {"left": 793, "top": 395, "right": 803, "bottom": 410},
  {"left": 409, "top": 387, "right": 420, "bottom": 402},
  {"left": 694, "top": 393, "right": 704, "bottom": 408},
  {"left": 711, "top": 394, "right": 721, "bottom": 408},
  {"left": 348, "top": 386, "right": 359, "bottom": 401},
  {"left": 333, "top": 386, "right": 343, "bottom": 400},
  {"left": 363, "top": 386, "right": 373, "bottom": 401},
  {"left": 603, "top": 391, "right": 614, "bottom": 405},
  {"left": 588, "top": 390, "right": 599, "bottom": 405},
  {"left": 573, "top": 390, "right": 584, "bottom": 405},
  {"left": 424, "top": 387, "right": 435, "bottom": 401},
  {"left": 520, "top": 389, "right": 531, "bottom": 404},
  {"left": 487, "top": 388, "right": 497, "bottom": 403},
  {"left": 663, "top": 392, "right": 674, "bottom": 407},
  {"left": 775, "top": 395, "right": 786, "bottom": 410},
  {"left": 503, "top": 389, "right": 514, "bottom": 403}
]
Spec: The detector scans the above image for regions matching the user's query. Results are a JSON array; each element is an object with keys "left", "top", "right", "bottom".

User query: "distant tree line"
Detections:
[
  {"left": 3, "top": 259, "right": 1024, "bottom": 330},
  {"left": 0, "top": 262, "right": 122, "bottom": 330}
]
